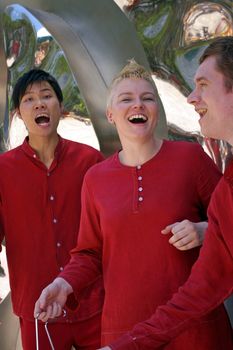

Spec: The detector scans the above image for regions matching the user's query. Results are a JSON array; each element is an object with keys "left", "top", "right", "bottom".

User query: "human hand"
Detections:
[
  {"left": 161, "top": 220, "right": 208, "bottom": 251},
  {"left": 97, "top": 347, "right": 111, "bottom": 350},
  {"left": 34, "top": 277, "right": 73, "bottom": 322}
]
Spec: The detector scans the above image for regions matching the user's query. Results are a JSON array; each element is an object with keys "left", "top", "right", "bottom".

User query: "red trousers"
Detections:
[{"left": 20, "top": 312, "right": 101, "bottom": 350}]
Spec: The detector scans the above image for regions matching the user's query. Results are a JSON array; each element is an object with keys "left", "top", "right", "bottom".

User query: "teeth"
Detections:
[
  {"left": 196, "top": 108, "right": 207, "bottom": 115},
  {"left": 128, "top": 114, "right": 147, "bottom": 121},
  {"left": 35, "top": 114, "right": 49, "bottom": 118}
]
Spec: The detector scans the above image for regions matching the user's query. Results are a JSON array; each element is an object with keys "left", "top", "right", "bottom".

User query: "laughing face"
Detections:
[
  {"left": 187, "top": 55, "right": 233, "bottom": 145},
  {"left": 17, "top": 81, "right": 62, "bottom": 139},
  {"left": 106, "top": 78, "right": 159, "bottom": 145}
]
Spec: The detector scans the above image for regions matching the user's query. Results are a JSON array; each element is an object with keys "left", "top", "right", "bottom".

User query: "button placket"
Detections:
[{"left": 136, "top": 165, "right": 144, "bottom": 204}]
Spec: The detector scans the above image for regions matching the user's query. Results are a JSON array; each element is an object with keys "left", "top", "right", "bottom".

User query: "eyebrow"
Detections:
[
  {"left": 195, "top": 76, "right": 209, "bottom": 83},
  {"left": 24, "top": 87, "right": 52, "bottom": 96},
  {"left": 118, "top": 91, "right": 155, "bottom": 96}
]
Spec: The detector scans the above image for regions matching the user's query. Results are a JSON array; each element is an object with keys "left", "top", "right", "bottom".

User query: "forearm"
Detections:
[
  {"left": 59, "top": 250, "right": 102, "bottom": 296},
  {"left": 109, "top": 227, "right": 233, "bottom": 349}
]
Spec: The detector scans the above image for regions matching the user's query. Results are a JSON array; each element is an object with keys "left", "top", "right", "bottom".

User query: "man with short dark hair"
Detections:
[{"left": 0, "top": 69, "right": 104, "bottom": 350}]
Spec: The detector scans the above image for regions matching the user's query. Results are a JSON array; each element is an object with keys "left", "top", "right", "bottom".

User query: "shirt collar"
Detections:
[{"left": 21, "top": 135, "right": 65, "bottom": 163}]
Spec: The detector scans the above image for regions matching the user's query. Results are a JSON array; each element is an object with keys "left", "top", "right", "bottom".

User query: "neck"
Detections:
[
  {"left": 119, "top": 138, "right": 163, "bottom": 166},
  {"left": 28, "top": 134, "right": 59, "bottom": 168}
]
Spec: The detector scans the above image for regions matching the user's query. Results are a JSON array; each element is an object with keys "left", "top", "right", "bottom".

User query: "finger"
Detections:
[
  {"left": 170, "top": 234, "right": 193, "bottom": 248},
  {"left": 168, "top": 229, "right": 190, "bottom": 244},
  {"left": 50, "top": 302, "right": 62, "bottom": 319},
  {"left": 175, "top": 241, "right": 197, "bottom": 251},
  {"left": 34, "top": 301, "right": 43, "bottom": 318},
  {"left": 161, "top": 223, "right": 178, "bottom": 235}
]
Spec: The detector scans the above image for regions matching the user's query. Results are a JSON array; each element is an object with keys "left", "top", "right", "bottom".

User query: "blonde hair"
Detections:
[{"left": 106, "top": 59, "right": 158, "bottom": 108}]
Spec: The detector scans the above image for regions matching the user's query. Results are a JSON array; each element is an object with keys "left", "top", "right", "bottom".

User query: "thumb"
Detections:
[
  {"left": 161, "top": 222, "right": 178, "bottom": 235},
  {"left": 161, "top": 224, "right": 173, "bottom": 235}
]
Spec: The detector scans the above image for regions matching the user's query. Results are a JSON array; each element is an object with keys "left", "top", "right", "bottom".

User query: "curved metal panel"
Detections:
[{"left": 0, "top": 0, "right": 167, "bottom": 156}]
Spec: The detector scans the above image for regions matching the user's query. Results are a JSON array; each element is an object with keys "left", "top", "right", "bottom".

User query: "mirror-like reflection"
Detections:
[
  {"left": 3, "top": 4, "right": 100, "bottom": 151},
  {"left": 119, "top": 0, "right": 233, "bottom": 171}
]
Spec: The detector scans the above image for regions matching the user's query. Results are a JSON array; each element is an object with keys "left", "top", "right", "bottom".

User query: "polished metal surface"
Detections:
[
  {"left": 120, "top": 0, "right": 233, "bottom": 172},
  {"left": 0, "top": 0, "right": 167, "bottom": 157}
]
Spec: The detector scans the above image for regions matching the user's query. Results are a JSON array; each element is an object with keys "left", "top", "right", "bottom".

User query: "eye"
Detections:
[
  {"left": 121, "top": 97, "right": 132, "bottom": 102},
  {"left": 143, "top": 97, "right": 155, "bottom": 101},
  {"left": 22, "top": 96, "right": 33, "bottom": 103},
  {"left": 43, "top": 94, "right": 52, "bottom": 99}
]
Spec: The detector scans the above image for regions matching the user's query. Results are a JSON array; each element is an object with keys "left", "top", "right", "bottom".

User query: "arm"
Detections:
[
  {"left": 161, "top": 220, "right": 208, "bottom": 250},
  {"left": 107, "top": 183, "right": 233, "bottom": 349},
  {"left": 161, "top": 146, "right": 221, "bottom": 251}
]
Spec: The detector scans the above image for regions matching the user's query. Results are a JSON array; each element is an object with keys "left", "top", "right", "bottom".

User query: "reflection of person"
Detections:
[
  {"left": 34, "top": 60, "right": 232, "bottom": 349},
  {"left": 0, "top": 69, "right": 104, "bottom": 349}
]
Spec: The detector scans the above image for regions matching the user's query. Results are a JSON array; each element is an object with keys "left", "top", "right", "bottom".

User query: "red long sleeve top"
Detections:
[
  {"left": 60, "top": 140, "right": 233, "bottom": 348},
  {"left": 109, "top": 156, "right": 233, "bottom": 349},
  {"left": 0, "top": 136, "right": 104, "bottom": 322}
]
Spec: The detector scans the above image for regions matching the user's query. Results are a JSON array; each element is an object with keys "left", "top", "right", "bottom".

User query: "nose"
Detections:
[
  {"left": 34, "top": 98, "right": 46, "bottom": 109},
  {"left": 187, "top": 89, "right": 199, "bottom": 105},
  {"left": 133, "top": 97, "right": 144, "bottom": 109}
]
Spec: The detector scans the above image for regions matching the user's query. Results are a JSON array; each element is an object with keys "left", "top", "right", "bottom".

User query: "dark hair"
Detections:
[
  {"left": 12, "top": 69, "right": 63, "bottom": 109},
  {"left": 199, "top": 36, "right": 233, "bottom": 91}
]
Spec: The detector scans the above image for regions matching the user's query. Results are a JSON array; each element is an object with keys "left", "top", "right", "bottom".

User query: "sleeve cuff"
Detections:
[{"left": 109, "top": 334, "right": 138, "bottom": 350}]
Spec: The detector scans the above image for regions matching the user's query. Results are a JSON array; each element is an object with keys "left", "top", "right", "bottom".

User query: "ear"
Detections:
[
  {"left": 15, "top": 108, "right": 22, "bottom": 120},
  {"left": 106, "top": 108, "right": 114, "bottom": 124},
  {"left": 60, "top": 103, "right": 64, "bottom": 114}
]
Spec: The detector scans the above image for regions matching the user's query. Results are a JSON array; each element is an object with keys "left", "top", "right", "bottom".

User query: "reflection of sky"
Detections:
[
  {"left": 7, "top": 4, "right": 50, "bottom": 38},
  {"left": 143, "top": 14, "right": 168, "bottom": 38},
  {"left": 153, "top": 76, "right": 200, "bottom": 134}
]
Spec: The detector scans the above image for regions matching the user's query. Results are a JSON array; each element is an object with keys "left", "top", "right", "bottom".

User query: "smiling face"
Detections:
[
  {"left": 187, "top": 55, "right": 233, "bottom": 144},
  {"left": 106, "top": 78, "right": 159, "bottom": 145},
  {"left": 17, "top": 81, "right": 63, "bottom": 139}
]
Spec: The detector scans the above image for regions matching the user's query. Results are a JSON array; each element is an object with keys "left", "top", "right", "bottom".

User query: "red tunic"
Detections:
[
  {"left": 0, "top": 136, "right": 104, "bottom": 322},
  {"left": 110, "top": 156, "right": 233, "bottom": 349},
  {"left": 61, "top": 140, "right": 232, "bottom": 348}
]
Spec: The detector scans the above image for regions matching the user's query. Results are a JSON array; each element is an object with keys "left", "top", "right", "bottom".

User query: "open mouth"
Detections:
[
  {"left": 128, "top": 114, "right": 148, "bottom": 124},
  {"left": 196, "top": 108, "right": 207, "bottom": 118},
  {"left": 35, "top": 114, "right": 50, "bottom": 125}
]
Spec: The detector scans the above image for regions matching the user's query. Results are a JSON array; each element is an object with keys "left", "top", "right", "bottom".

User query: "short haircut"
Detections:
[
  {"left": 199, "top": 36, "right": 233, "bottom": 91},
  {"left": 12, "top": 69, "right": 63, "bottom": 109},
  {"left": 106, "top": 59, "right": 158, "bottom": 108}
]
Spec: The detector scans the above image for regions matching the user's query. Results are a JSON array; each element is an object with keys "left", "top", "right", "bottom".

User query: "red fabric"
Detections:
[
  {"left": 60, "top": 140, "right": 232, "bottom": 348},
  {"left": 20, "top": 312, "right": 101, "bottom": 350},
  {"left": 0, "top": 136, "right": 104, "bottom": 322},
  {"left": 109, "top": 158, "right": 233, "bottom": 349}
]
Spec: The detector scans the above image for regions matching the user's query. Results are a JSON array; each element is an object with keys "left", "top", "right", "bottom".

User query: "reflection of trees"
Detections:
[
  {"left": 124, "top": 0, "right": 233, "bottom": 94},
  {"left": 4, "top": 11, "right": 89, "bottom": 120},
  {"left": 39, "top": 40, "right": 89, "bottom": 116}
]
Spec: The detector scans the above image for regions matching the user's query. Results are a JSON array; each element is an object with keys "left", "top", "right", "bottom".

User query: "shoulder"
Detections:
[
  {"left": 62, "top": 138, "right": 103, "bottom": 161},
  {"left": 165, "top": 140, "right": 216, "bottom": 164},
  {"left": 165, "top": 139, "right": 203, "bottom": 154},
  {"left": 84, "top": 153, "right": 116, "bottom": 180},
  {"left": 0, "top": 146, "right": 22, "bottom": 164}
]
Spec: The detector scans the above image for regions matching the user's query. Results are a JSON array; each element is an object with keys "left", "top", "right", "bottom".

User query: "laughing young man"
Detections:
[{"left": 0, "top": 69, "right": 104, "bottom": 350}]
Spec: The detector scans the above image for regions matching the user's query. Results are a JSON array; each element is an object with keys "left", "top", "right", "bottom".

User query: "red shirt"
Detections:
[
  {"left": 60, "top": 140, "right": 232, "bottom": 348},
  {"left": 110, "top": 157, "right": 233, "bottom": 349},
  {"left": 0, "top": 136, "right": 104, "bottom": 322}
]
